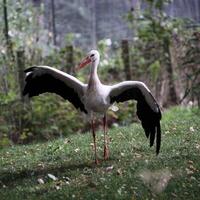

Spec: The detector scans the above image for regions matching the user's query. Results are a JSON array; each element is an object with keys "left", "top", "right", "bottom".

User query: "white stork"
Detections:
[{"left": 23, "top": 50, "right": 161, "bottom": 164}]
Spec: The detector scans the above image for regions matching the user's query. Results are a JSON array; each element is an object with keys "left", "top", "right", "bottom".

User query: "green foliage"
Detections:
[
  {"left": 0, "top": 137, "right": 10, "bottom": 149},
  {"left": 0, "top": 107, "right": 199, "bottom": 199},
  {"left": 146, "top": 0, "right": 172, "bottom": 10},
  {"left": 149, "top": 60, "right": 161, "bottom": 81},
  {"left": 181, "top": 31, "right": 200, "bottom": 105},
  {"left": 26, "top": 95, "right": 85, "bottom": 139},
  {"left": 64, "top": 33, "right": 75, "bottom": 46},
  {"left": 0, "top": 95, "right": 86, "bottom": 147},
  {"left": 126, "top": 0, "right": 185, "bottom": 87},
  {"left": 97, "top": 39, "right": 124, "bottom": 83},
  {"left": 0, "top": 1, "right": 91, "bottom": 145},
  {"left": 1, "top": 0, "right": 44, "bottom": 51}
]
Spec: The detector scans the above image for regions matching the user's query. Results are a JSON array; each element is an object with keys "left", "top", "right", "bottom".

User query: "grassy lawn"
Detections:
[{"left": 0, "top": 107, "right": 200, "bottom": 200}]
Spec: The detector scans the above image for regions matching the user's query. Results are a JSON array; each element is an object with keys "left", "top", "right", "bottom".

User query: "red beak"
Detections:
[{"left": 76, "top": 56, "right": 91, "bottom": 71}]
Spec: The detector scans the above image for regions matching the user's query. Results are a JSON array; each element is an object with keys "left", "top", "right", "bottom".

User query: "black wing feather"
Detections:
[
  {"left": 110, "top": 86, "right": 161, "bottom": 154},
  {"left": 23, "top": 66, "right": 87, "bottom": 113}
]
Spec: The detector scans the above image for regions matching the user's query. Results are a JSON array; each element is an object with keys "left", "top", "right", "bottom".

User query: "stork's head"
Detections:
[{"left": 77, "top": 50, "right": 100, "bottom": 70}]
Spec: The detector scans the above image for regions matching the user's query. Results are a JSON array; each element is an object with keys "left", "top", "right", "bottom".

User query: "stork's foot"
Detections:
[{"left": 103, "top": 146, "right": 109, "bottom": 160}]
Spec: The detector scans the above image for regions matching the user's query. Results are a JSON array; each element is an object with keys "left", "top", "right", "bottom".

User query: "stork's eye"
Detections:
[{"left": 90, "top": 54, "right": 95, "bottom": 57}]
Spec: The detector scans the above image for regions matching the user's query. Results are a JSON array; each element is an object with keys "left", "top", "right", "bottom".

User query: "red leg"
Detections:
[
  {"left": 91, "top": 119, "right": 99, "bottom": 164},
  {"left": 103, "top": 114, "right": 109, "bottom": 160}
]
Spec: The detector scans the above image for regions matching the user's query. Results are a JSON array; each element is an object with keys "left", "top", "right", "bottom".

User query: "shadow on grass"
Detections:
[
  {"left": 0, "top": 161, "right": 95, "bottom": 186},
  {"left": 0, "top": 157, "right": 117, "bottom": 187}
]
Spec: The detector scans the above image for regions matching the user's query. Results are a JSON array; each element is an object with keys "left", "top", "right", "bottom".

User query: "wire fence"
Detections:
[
  {"left": 43, "top": 0, "right": 134, "bottom": 49},
  {"left": 40, "top": 0, "right": 200, "bottom": 49}
]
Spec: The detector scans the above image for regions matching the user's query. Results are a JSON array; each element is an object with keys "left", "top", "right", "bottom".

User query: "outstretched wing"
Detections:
[
  {"left": 23, "top": 66, "right": 87, "bottom": 113},
  {"left": 109, "top": 81, "right": 161, "bottom": 154}
]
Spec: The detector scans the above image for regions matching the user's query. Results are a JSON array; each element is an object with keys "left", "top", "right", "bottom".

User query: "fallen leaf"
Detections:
[
  {"left": 74, "top": 148, "right": 80, "bottom": 153},
  {"left": 117, "top": 187, "right": 122, "bottom": 195},
  {"left": 47, "top": 173, "right": 58, "bottom": 181},
  {"left": 165, "top": 131, "right": 170, "bottom": 134},
  {"left": 106, "top": 165, "right": 114, "bottom": 172},
  {"left": 188, "top": 164, "right": 196, "bottom": 171},
  {"left": 196, "top": 144, "right": 200, "bottom": 149},
  {"left": 186, "top": 168, "right": 193, "bottom": 175},
  {"left": 134, "top": 152, "right": 142, "bottom": 158},
  {"left": 117, "top": 168, "right": 123, "bottom": 176},
  {"left": 172, "top": 193, "right": 177, "bottom": 197},
  {"left": 90, "top": 143, "right": 94, "bottom": 148},
  {"left": 37, "top": 178, "right": 45, "bottom": 184},
  {"left": 65, "top": 181, "right": 70, "bottom": 185},
  {"left": 120, "top": 152, "right": 125, "bottom": 157},
  {"left": 37, "top": 163, "right": 45, "bottom": 169},
  {"left": 64, "top": 138, "right": 71, "bottom": 144},
  {"left": 190, "top": 127, "right": 195, "bottom": 132},
  {"left": 55, "top": 185, "right": 61, "bottom": 190},
  {"left": 190, "top": 176, "right": 196, "bottom": 181},
  {"left": 145, "top": 159, "right": 149, "bottom": 164},
  {"left": 63, "top": 176, "right": 71, "bottom": 182}
]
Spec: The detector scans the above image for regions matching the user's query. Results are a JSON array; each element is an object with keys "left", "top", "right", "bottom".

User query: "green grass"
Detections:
[{"left": 0, "top": 106, "right": 200, "bottom": 200}]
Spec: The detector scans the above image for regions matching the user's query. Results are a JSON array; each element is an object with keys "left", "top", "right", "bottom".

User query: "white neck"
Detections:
[{"left": 88, "top": 58, "right": 101, "bottom": 87}]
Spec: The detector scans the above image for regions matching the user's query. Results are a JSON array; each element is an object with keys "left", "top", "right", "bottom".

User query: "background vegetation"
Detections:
[{"left": 0, "top": 0, "right": 199, "bottom": 147}]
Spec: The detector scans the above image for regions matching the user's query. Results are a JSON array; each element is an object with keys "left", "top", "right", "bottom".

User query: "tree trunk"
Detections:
[
  {"left": 17, "top": 49, "right": 25, "bottom": 102},
  {"left": 3, "top": 0, "right": 9, "bottom": 47},
  {"left": 131, "top": 0, "right": 141, "bottom": 36},
  {"left": 162, "top": 38, "right": 178, "bottom": 106},
  {"left": 121, "top": 40, "right": 131, "bottom": 80},
  {"left": 91, "top": 0, "right": 97, "bottom": 48},
  {"left": 16, "top": 49, "right": 26, "bottom": 138},
  {"left": 3, "top": 0, "right": 13, "bottom": 57},
  {"left": 65, "top": 45, "right": 74, "bottom": 74},
  {"left": 51, "top": 0, "right": 57, "bottom": 45}
]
